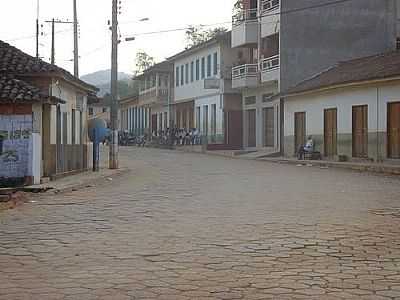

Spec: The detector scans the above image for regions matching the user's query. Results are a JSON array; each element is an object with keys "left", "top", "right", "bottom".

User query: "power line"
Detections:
[{"left": 122, "top": 0, "right": 356, "bottom": 38}]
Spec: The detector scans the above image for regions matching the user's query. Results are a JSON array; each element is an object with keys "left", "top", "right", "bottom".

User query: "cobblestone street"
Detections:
[{"left": 1, "top": 147, "right": 400, "bottom": 299}]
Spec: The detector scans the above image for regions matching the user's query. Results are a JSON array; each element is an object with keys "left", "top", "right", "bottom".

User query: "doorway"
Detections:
[
  {"left": 388, "top": 102, "right": 400, "bottom": 159},
  {"left": 324, "top": 108, "right": 337, "bottom": 157},
  {"left": 352, "top": 105, "right": 368, "bottom": 158},
  {"left": 263, "top": 107, "right": 274, "bottom": 147},
  {"left": 294, "top": 112, "right": 306, "bottom": 154},
  {"left": 247, "top": 109, "right": 256, "bottom": 147}
]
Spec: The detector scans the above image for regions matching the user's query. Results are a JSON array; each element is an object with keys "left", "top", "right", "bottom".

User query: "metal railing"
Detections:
[
  {"left": 232, "top": 8, "right": 258, "bottom": 26},
  {"left": 232, "top": 64, "right": 259, "bottom": 79},
  {"left": 260, "top": 55, "right": 280, "bottom": 72},
  {"left": 261, "top": 0, "right": 279, "bottom": 13}
]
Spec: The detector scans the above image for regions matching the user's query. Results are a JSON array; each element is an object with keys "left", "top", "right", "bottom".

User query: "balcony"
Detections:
[
  {"left": 232, "top": 8, "right": 259, "bottom": 48},
  {"left": 139, "top": 86, "right": 169, "bottom": 106},
  {"left": 260, "top": 55, "right": 280, "bottom": 84},
  {"left": 261, "top": 0, "right": 280, "bottom": 38},
  {"left": 232, "top": 64, "right": 259, "bottom": 89}
]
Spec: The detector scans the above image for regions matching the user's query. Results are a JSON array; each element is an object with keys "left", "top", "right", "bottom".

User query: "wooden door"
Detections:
[
  {"left": 263, "top": 107, "right": 274, "bottom": 147},
  {"left": 388, "top": 102, "right": 400, "bottom": 159},
  {"left": 294, "top": 112, "right": 306, "bottom": 154},
  {"left": 151, "top": 114, "right": 157, "bottom": 134},
  {"left": 324, "top": 108, "right": 337, "bottom": 157},
  {"left": 352, "top": 105, "right": 368, "bottom": 158},
  {"left": 225, "top": 110, "right": 243, "bottom": 148},
  {"left": 247, "top": 109, "right": 256, "bottom": 147}
]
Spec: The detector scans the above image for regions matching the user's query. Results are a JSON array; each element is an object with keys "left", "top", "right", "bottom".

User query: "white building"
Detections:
[
  {"left": 283, "top": 51, "right": 400, "bottom": 162},
  {"left": 169, "top": 32, "right": 243, "bottom": 148},
  {"left": 230, "top": 0, "right": 399, "bottom": 153}
]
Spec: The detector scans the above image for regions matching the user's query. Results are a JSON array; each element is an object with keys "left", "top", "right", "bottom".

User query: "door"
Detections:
[
  {"left": 159, "top": 113, "right": 163, "bottom": 132},
  {"left": 225, "top": 110, "right": 243, "bottom": 148},
  {"left": 352, "top": 105, "right": 368, "bottom": 158},
  {"left": 263, "top": 107, "right": 274, "bottom": 147},
  {"left": 247, "top": 109, "right": 256, "bottom": 147},
  {"left": 151, "top": 114, "right": 158, "bottom": 135},
  {"left": 388, "top": 102, "right": 400, "bottom": 159},
  {"left": 203, "top": 105, "right": 209, "bottom": 136},
  {"left": 324, "top": 108, "right": 337, "bottom": 157},
  {"left": 294, "top": 112, "right": 306, "bottom": 154}
]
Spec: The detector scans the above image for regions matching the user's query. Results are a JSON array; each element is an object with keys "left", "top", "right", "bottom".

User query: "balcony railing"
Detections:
[
  {"left": 261, "top": 55, "right": 280, "bottom": 72},
  {"left": 261, "top": 0, "right": 279, "bottom": 13},
  {"left": 232, "top": 64, "right": 259, "bottom": 79},
  {"left": 232, "top": 8, "right": 258, "bottom": 26}
]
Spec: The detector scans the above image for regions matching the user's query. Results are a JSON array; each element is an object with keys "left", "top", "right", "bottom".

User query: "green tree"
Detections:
[
  {"left": 134, "top": 51, "right": 155, "bottom": 75},
  {"left": 185, "top": 26, "right": 228, "bottom": 49}
]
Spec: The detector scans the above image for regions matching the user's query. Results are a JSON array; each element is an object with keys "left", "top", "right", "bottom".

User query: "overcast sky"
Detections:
[{"left": 1, "top": 0, "right": 236, "bottom": 77}]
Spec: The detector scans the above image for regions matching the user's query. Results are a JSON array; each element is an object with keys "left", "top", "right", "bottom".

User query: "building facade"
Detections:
[
  {"left": 170, "top": 32, "right": 243, "bottom": 147},
  {"left": 283, "top": 51, "right": 400, "bottom": 162},
  {"left": 231, "top": 0, "right": 399, "bottom": 152},
  {"left": 132, "top": 61, "right": 173, "bottom": 136},
  {"left": 0, "top": 41, "right": 97, "bottom": 185}
]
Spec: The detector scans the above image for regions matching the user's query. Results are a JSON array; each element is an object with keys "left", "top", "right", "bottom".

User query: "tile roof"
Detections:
[
  {"left": 0, "top": 75, "right": 62, "bottom": 104},
  {"left": 285, "top": 51, "right": 400, "bottom": 96},
  {"left": 0, "top": 40, "right": 97, "bottom": 92}
]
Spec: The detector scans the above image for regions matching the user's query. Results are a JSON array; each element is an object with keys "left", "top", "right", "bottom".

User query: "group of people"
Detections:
[{"left": 153, "top": 127, "right": 202, "bottom": 146}]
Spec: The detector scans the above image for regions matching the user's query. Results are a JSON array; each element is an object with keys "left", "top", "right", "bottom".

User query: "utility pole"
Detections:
[
  {"left": 36, "top": 0, "right": 40, "bottom": 58},
  {"left": 51, "top": 18, "right": 55, "bottom": 64},
  {"left": 109, "top": 0, "right": 119, "bottom": 169},
  {"left": 73, "top": 0, "right": 79, "bottom": 77},
  {"left": 45, "top": 19, "right": 74, "bottom": 65}
]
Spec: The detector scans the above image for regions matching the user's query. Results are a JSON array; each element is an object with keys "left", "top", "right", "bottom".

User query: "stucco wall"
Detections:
[
  {"left": 284, "top": 81, "right": 400, "bottom": 160},
  {"left": 280, "top": 0, "right": 397, "bottom": 92}
]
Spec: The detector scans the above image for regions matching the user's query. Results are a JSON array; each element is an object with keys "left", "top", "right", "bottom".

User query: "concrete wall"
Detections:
[
  {"left": 280, "top": 0, "right": 397, "bottom": 92},
  {"left": 242, "top": 82, "right": 280, "bottom": 150},
  {"left": 284, "top": 80, "right": 400, "bottom": 161}
]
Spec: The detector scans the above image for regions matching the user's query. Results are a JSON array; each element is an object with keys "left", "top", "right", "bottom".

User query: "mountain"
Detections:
[
  {"left": 81, "top": 69, "right": 131, "bottom": 86},
  {"left": 81, "top": 70, "right": 132, "bottom": 96}
]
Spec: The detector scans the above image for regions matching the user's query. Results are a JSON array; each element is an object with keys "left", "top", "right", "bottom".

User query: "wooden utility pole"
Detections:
[
  {"left": 51, "top": 18, "right": 55, "bottom": 64},
  {"left": 36, "top": 0, "right": 40, "bottom": 58},
  {"left": 45, "top": 19, "right": 74, "bottom": 65},
  {"left": 109, "top": 0, "right": 119, "bottom": 169},
  {"left": 73, "top": 0, "right": 79, "bottom": 77}
]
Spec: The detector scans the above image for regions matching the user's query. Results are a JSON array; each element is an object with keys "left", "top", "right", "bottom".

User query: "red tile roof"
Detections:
[{"left": 285, "top": 51, "right": 400, "bottom": 96}]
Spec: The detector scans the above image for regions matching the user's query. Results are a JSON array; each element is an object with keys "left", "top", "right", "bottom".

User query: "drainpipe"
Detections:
[{"left": 376, "top": 86, "right": 380, "bottom": 162}]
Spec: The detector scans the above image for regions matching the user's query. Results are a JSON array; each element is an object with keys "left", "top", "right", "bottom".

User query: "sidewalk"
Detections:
[{"left": 175, "top": 145, "right": 400, "bottom": 175}]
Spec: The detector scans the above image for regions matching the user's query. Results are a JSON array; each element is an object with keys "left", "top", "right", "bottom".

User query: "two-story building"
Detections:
[
  {"left": 128, "top": 61, "right": 173, "bottom": 136},
  {"left": 169, "top": 32, "right": 243, "bottom": 148},
  {"left": 231, "top": 0, "right": 398, "bottom": 153}
]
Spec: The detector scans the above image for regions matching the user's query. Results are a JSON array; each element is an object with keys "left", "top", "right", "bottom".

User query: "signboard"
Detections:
[{"left": 0, "top": 115, "right": 33, "bottom": 180}]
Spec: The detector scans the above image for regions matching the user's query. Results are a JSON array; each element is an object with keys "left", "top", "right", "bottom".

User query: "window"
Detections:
[
  {"left": 181, "top": 65, "right": 184, "bottom": 85},
  {"left": 102, "top": 107, "right": 107, "bottom": 113},
  {"left": 196, "top": 59, "right": 200, "bottom": 80},
  {"left": 176, "top": 67, "right": 179, "bottom": 87},
  {"left": 185, "top": 63, "right": 189, "bottom": 84},
  {"left": 201, "top": 57, "right": 205, "bottom": 79},
  {"left": 262, "top": 93, "right": 274, "bottom": 103},
  {"left": 89, "top": 107, "right": 94, "bottom": 116},
  {"left": 397, "top": 38, "right": 400, "bottom": 50},
  {"left": 213, "top": 52, "right": 218, "bottom": 76},
  {"left": 190, "top": 61, "right": 194, "bottom": 82},
  {"left": 207, "top": 54, "right": 212, "bottom": 77}
]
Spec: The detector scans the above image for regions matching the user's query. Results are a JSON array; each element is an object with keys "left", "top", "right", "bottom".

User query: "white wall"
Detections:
[
  {"left": 284, "top": 82, "right": 400, "bottom": 137},
  {"left": 242, "top": 83, "right": 280, "bottom": 149},
  {"left": 195, "top": 94, "right": 224, "bottom": 136},
  {"left": 174, "top": 44, "right": 222, "bottom": 102}
]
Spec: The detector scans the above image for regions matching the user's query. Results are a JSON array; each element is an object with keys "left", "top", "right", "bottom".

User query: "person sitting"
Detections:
[{"left": 297, "top": 136, "right": 314, "bottom": 160}]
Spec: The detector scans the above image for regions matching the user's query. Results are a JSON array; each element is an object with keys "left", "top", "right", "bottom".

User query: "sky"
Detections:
[{"left": 0, "top": 0, "right": 236, "bottom": 77}]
